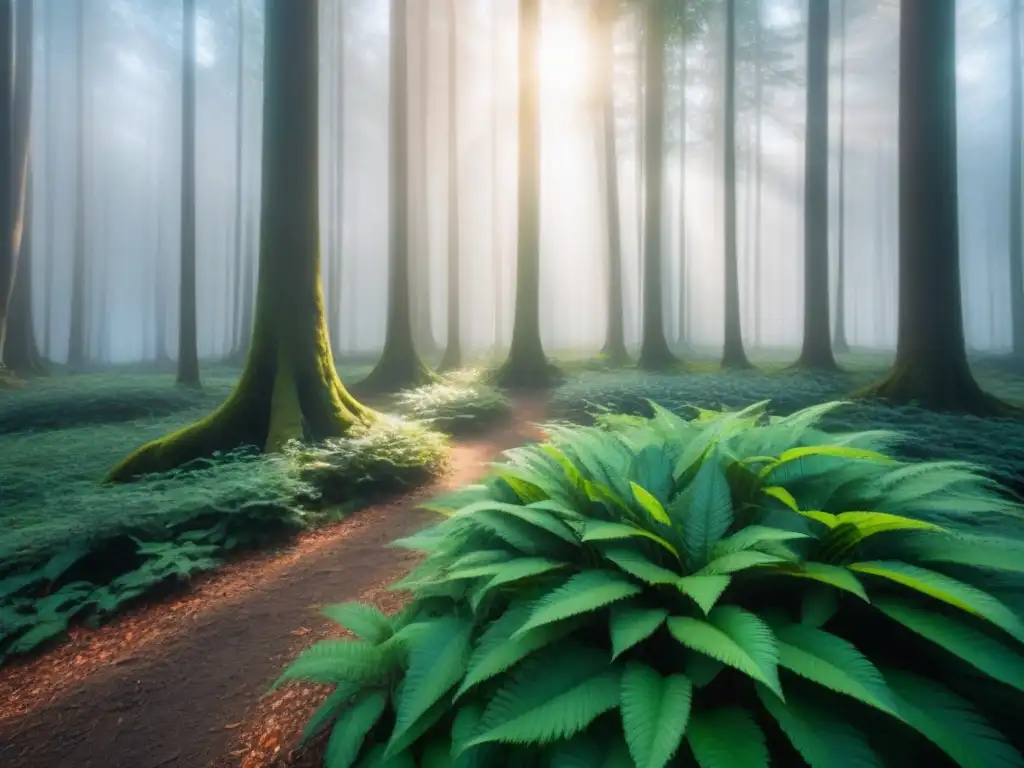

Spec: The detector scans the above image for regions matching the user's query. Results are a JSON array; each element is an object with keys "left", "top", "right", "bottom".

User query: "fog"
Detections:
[{"left": 25, "top": 0, "right": 1019, "bottom": 365}]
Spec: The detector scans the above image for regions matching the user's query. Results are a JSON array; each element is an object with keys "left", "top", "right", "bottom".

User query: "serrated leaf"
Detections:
[
  {"left": 620, "top": 662, "right": 692, "bottom": 768},
  {"left": 676, "top": 574, "right": 731, "bottom": 614},
  {"left": 610, "top": 603, "right": 669, "bottom": 659},
  {"left": 514, "top": 571, "right": 642, "bottom": 637},
  {"left": 767, "top": 562, "right": 868, "bottom": 601},
  {"left": 630, "top": 482, "right": 672, "bottom": 525},
  {"left": 324, "top": 689, "right": 388, "bottom": 768},
  {"left": 687, "top": 707, "right": 769, "bottom": 768},
  {"left": 698, "top": 550, "right": 788, "bottom": 575},
  {"left": 667, "top": 606, "right": 782, "bottom": 697},
  {"left": 602, "top": 547, "right": 681, "bottom": 585},
  {"left": 678, "top": 452, "right": 734, "bottom": 566},
  {"left": 582, "top": 520, "right": 682, "bottom": 561},
  {"left": 321, "top": 603, "right": 395, "bottom": 645}
]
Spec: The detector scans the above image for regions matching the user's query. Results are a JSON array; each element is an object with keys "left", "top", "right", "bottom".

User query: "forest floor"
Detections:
[{"left": 0, "top": 393, "right": 550, "bottom": 768}]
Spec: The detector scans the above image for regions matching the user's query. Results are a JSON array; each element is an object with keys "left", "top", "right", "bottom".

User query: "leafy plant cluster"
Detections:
[
  {"left": 0, "top": 419, "right": 449, "bottom": 665},
  {"left": 276, "top": 400, "right": 1024, "bottom": 767},
  {"left": 392, "top": 372, "right": 513, "bottom": 437},
  {"left": 551, "top": 369, "right": 1024, "bottom": 496}
]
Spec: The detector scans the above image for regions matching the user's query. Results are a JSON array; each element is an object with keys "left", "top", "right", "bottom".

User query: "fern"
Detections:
[
  {"left": 687, "top": 707, "right": 769, "bottom": 768},
  {"left": 513, "top": 571, "right": 642, "bottom": 637},
  {"left": 620, "top": 661, "right": 692, "bottom": 768},
  {"left": 321, "top": 603, "right": 395, "bottom": 645},
  {"left": 324, "top": 690, "right": 388, "bottom": 768},
  {"left": 609, "top": 603, "right": 669, "bottom": 660}
]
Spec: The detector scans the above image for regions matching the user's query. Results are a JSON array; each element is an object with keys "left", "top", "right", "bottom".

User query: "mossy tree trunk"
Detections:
[
  {"left": 636, "top": 0, "right": 676, "bottom": 370},
  {"left": 859, "top": 0, "right": 1006, "bottom": 415},
  {"left": 438, "top": 0, "right": 461, "bottom": 372},
  {"left": 493, "top": 0, "right": 559, "bottom": 389},
  {"left": 176, "top": 0, "right": 200, "bottom": 388},
  {"left": 108, "top": 0, "right": 374, "bottom": 483},
  {"left": 596, "top": 1, "right": 628, "bottom": 366},
  {"left": 795, "top": 0, "right": 837, "bottom": 370},
  {"left": 357, "top": 0, "right": 434, "bottom": 394},
  {"left": 1010, "top": 0, "right": 1024, "bottom": 356},
  {"left": 66, "top": 0, "right": 87, "bottom": 370},
  {"left": 721, "top": 0, "right": 750, "bottom": 369}
]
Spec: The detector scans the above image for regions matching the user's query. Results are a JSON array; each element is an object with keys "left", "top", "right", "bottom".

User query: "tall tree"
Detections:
[
  {"left": 677, "top": 26, "right": 688, "bottom": 350},
  {"left": 42, "top": 0, "right": 56, "bottom": 358},
  {"left": 67, "top": 0, "right": 87, "bottom": 369},
  {"left": 860, "top": 0, "right": 1005, "bottom": 413},
  {"left": 637, "top": 0, "right": 676, "bottom": 369},
  {"left": 832, "top": 0, "right": 849, "bottom": 355},
  {"left": 596, "top": 0, "right": 628, "bottom": 365},
  {"left": 230, "top": 0, "right": 245, "bottom": 356},
  {"left": 493, "top": 0, "right": 559, "bottom": 388},
  {"left": 411, "top": 3, "right": 437, "bottom": 359},
  {"left": 109, "top": 0, "right": 374, "bottom": 481},
  {"left": 177, "top": 0, "right": 200, "bottom": 387},
  {"left": 1010, "top": 0, "right": 1024, "bottom": 355},
  {"left": 721, "top": 0, "right": 749, "bottom": 368},
  {"left": 0, "top": 0, "right": 14, "bottom": 373},
  {"left": 3, "top": 0, "right": 42, "bottom": 374},
  {"left": 491, "top": 3, "right": 504, "bottom": 355},
  {"left": 439, "top": 0, "right": 461, "bottom": 371},
  {"left": 752, "top": 0, "right": 764, "bottom": 348},
  {"left": 357, "top": 0, "right": 434, "bottom": 393},
  {"left": 328, "top": 0, "right": 345, "bottom": 354},
  {"left": 796, "top": 0, "right": 836, "bottom": 369}
]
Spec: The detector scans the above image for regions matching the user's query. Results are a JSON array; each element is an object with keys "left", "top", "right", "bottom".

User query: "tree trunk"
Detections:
[
  {"left": 328, "top": 0, "right": 344, "bottom": 354},
  {"left": 637, "top": 0, "right": 675, "bottom": 370},
  {"left": 108, "top": 0, "right": 374, "bottom": 482},
  {"left": 752, "top": 0, "right": 764, "bottom": 348},
  {"left": 721, "top": 0, "right": 750, "bottom": 368},
  {"left": 177, "top": 0, "right": 200, "bottom": 387},
  {"left": 491, "top": 5, "right": 504, "bottom": 355},
  {"left": 67, "top": 0, "right": 87, "bottom": 369},
  {"left": 238, "top": 203, "right": 256, "bottom": 355},
  {"left": 0, "top": 0, "right": 15, "bottom": 372},
  {"left": 859, "top": 0, "right": 1005, "bottom": 414},
  {"left": 230, "top": 0, "right": 245, "bottom": 355},
  {"left": 677, "top": 30, "right": 688, "bottom": 349},
  {"left": 597, "top": 2, "right": 628, "bottom": 366},
  {"left": 438, "top": 0, "right": 461, "bottom": 372},
  {"left": 42, "top": 0, "right": 56, "bottom": 359},
  {"left": 796, "top": 0, "right": 837, "bottom": 369},
  {"left": 5, "top": 168, "right": 44, "bottom": 374},
  {"left": 493, "top": 0, "right": 559, "bottom": 389},
  {"left": 356, "top": 0, "right": 434, "bottom": 393},
  {"left": 410, "top": 2, "right": 437, "bottom": 359},
  {"left": 833, "top": 0, "right": 849, "bottom": 355},
  {"left": 1010, "top": 0, "right": 1024, "bottom": 355}
]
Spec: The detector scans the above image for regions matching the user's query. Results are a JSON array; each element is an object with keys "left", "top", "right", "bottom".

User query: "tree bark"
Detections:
[
  {"left": 42, "top": 0, "right": 56, "bottom": 359},
  {"left": 356, "top": 0, "right": 435, "bottom": 393},
  {"left": 108, "top": 0, "right": 374, "bottom": 482},
  {"left": 796, "top": 0, "right": 837, "bottom": 369},
  {"left": 637, "top": 0, "right": 676, "bottom": 370},
  {"left": 491, "top": 4, "right": 504, "bottom": 355},
  {"left": 752, "top": 0, "right": 764, "bottom": 348},
  {"left": 176, "top": 0, "right": 200, "bottom": 387},
  {"left": 833, "top": 0, "right": 849, "bottom": 355},
  {"left": 1010, "top": 0, "right": 1024, "bottom": 355},
  {"left": 677, "top": 26, "right": 688, "bottom": 350},
  {"left": 597, "top": 1, "right": 628, "bottom": 366},
  {"left": 721, "top": 0, "right": 750, "bottom": 368},
  {"left": 0, "top": 0, "right": 15, "bottom": 372},
  {"left": 6, "top": 168, "right": 44, "bottom": 374},
  {"left": 230, "top": 0, "right": 245, "bottom": 356},
  {"left": 411, "top": 2, "right": 438, "bottom": 359},
  {"left": 493, "top": 0, "right": 559, "bottom": 389},
  {"left": 438, "top": 0, "right": 461, "bottom": 372},
  {"left": 859, "top": 0, "right": 1005, "bottom": 414},
  {"left": 328, "top": 0, "right": 345, "bottom": 354},
  {"left": 67, "top": 0, "right": 87, "bottom": 369}
]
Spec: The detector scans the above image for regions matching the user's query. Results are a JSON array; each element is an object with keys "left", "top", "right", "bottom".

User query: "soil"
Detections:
[{"left": 0, "top": 394, "right": 550, "bottom": 768}]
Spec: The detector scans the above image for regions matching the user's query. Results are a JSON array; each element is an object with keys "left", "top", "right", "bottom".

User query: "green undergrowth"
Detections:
[
  {"left": 550, "top": 366, "right": 1024, "bottom": 500},
  {"left": 0, "top": 372, "right": 448, "bottom": 665},
  {"left": 391, "top": 370, "right": 513, "bottom": 436},
  {"left": 274, "top": 400, "right": 1024, "bottom": 767}
]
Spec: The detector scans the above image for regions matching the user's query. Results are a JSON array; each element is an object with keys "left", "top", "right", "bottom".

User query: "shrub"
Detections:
[
  {"left": 274, "top": 400, "right": 1024, "bottom": 767},
  {"left": 393, "top": 372, "right": 513, "bottom": 436}
]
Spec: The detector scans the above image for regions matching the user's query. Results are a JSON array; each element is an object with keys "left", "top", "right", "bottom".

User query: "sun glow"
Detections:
[{"left": 538, "top": 3, "right": 595, "bottom": 107}]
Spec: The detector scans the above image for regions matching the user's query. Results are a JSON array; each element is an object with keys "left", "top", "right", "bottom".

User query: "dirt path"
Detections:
[{"left": 0, "top": 396, "right": 549, "bottom": 768}]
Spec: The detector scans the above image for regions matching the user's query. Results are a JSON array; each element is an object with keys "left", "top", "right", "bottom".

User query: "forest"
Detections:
[{"left": 2, "top": 0, "right": 1024, "bottom": 766}]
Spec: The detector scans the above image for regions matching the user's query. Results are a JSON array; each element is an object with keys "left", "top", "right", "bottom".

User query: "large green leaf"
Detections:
[
  {"left": 321, "top": 603, "right": 395, "bottom": 645},
  {"left": 270, "top": 639, "right": 397, "bottom": 691},
  {"left": 676, "top": 451, "right": 734, "bottom": 567},
  {"left": 772, "top": 623, "right": 900, "bottom": 718},
  {"left": 766, "top": 562, "right": 869, "bottom": 601},
  {"left": 676, "top": 575, "right": 732, "bottom": 614},
  {"left": 872, "top": 597, "right": 1024, "bottom": 694},
  {"left": 883, "top": 668, "right": 1024, "bottom": 768},
  {"left": 610, "top": 603, "right": 669, "bottom": 660},
  {"left": 848, "top": 561, "right": 1024, "bottom": 642},
  {"left": 465, "top": 644, "right": 622, "bottom": 749},
  {"left": 667, "top": 606, "right": 782, "bottom": 697},
  {"left": 754, "top": 684, "right": 883, "bottom": 768},
  {"left": 324, "top": 689, "right": 389, "bottom": 768},
  {"left": 389, "top": 616, "right": 474, "bottom": 750},
  {"left": 602, "top": 547, "right": 681, "bottom": 585},
  {"left": 514, "top": 571, "right": 642, "bottom": 637},
  {"left": 620, "top": 662, "right": 692, "bottom": 768},
  {"left": 687, "top": 707, "right": 769, "bottom": 768},
  {"left": 582, "top": 520, "right": 682, "bottom": 561}
]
